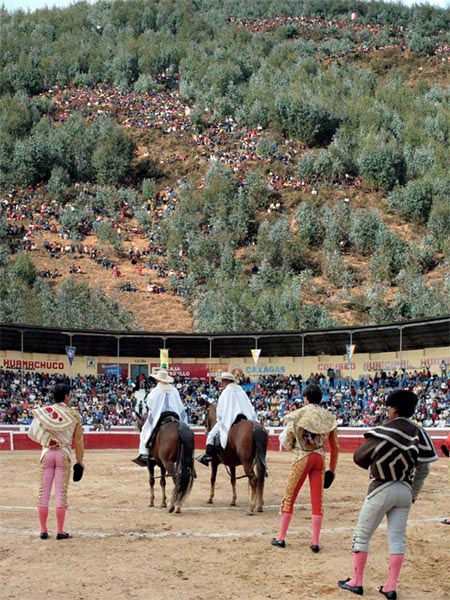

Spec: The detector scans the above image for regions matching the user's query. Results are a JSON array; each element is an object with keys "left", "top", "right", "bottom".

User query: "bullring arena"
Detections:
[
  {"left": 1, "top": 318, "right": 449, "bottom": 598},
  {"left": 1, "top": 435, "right": 449, "bottom": 600}
]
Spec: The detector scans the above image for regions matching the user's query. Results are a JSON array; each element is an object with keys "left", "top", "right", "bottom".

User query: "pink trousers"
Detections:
[{"left": 38, "top": 449, "right": 71, "bottom": 508}]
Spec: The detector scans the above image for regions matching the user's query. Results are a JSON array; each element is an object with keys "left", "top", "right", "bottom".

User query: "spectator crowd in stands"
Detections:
[{"left": 1, "top": 366, "right": 448, "bottom": 431}]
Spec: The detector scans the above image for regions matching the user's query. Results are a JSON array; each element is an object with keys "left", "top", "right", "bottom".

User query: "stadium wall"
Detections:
[{"left": 1, "top": 346, "right": 449, "bottom": 381}]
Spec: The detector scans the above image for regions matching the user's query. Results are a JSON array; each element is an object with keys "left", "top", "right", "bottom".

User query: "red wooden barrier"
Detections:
[{"left": 0, "top": 427, "right": 447, "bottom": 456}]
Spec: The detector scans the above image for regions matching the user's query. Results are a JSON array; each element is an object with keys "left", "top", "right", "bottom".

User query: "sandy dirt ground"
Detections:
[{"left": 0, "top": 450, "right": 448, "bottom": 600}]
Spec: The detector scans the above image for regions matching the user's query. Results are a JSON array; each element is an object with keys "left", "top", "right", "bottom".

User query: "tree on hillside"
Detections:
[
  {"left": 52, "top": 278, "right": 136, "bottom": 329},
  {"left": 358, "top": 143, "right": 406, "bottom": 191},
  {"left": 387, "top": 179, "right": 434, "bottom": 225},
  {"left": 427, "top": 194, "right": 450, "bottom": 257},
  {"left": 11, "top": 253, "right": 37, "bottom": 287},
  {"left": 0, "top": 213, "right": 11, "bottom": 268},
  {"left": 349, "top": 209, "right": 386, "bottom": 256},
  {"left": 92, "top": 120, "right": 135, "bottom": 184},
  {"left": 275, "top": 96, "right": 340, "bottom": 147}
]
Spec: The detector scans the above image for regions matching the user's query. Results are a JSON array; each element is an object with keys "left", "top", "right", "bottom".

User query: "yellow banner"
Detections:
[
  {"left": 160, "top": 349, "right": 169, "bottom": 369},
  {"left": 251, "top": 348, "right": 261, "bottom": 364}
]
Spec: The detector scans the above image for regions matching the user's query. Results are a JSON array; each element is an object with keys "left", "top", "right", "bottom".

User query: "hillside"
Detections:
[{"left": 2, "top": 2, "right": 450, "bottom": 332}]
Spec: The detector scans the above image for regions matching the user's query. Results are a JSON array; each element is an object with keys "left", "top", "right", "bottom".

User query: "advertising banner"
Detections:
[
  {"left": 150, "top": 363, "right": 228, "bottom": 380},
  {"left": 97, "top": 363, "right": 129, "bottom": 378}
]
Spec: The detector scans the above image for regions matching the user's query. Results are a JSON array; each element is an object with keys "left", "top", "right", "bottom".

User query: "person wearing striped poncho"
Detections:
[{"left": 338, "top": 390, "right": 438, "bottom": 600}]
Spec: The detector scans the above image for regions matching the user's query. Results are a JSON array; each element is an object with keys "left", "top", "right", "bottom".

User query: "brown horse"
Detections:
[
  {"left": 206, "top": 404, "right": 268, "bottom": 514},
  {"left": 139, "top": 412, "right": 195, "bottom": 513}
]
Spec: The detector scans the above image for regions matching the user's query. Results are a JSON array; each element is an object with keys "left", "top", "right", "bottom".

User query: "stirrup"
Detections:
[
  {"left": 196, "top": 454, "right": 212, "bottom": 466},
  {"left": 132, "top": 455, "right": 148, "bottom": 467}
]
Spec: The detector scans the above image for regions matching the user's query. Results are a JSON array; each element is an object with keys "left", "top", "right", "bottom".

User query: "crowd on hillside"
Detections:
[
  {"left": 0, "top": 366, "right": 448, "bottom": 430},
  {"left": 3, "top": 12, "right": 433, "bottom": 292},
  {"left": 235, "top": 14, "right": 450, "bottom": 61},
  {"left": 1, "top": 182, "right": 178, "bottom": 292}
]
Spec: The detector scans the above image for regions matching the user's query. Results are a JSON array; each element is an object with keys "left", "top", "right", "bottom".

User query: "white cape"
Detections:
[
  {"left": 146, "top": 382, "right": 187, "bottom": 430},
  {"left": 139, "top": 383, "right": 187, "bottom": 454},
  {"left": 216, "top": 382, "right": 257, "bottom": 448}
]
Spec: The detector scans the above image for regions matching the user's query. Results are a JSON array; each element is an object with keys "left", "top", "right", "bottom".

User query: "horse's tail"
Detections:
[
  {"left": 252, "top": 424, "right": 268, "bottom": 497},
  {"left": 172, "top": 422, "right": 196, "bottom": 506}
]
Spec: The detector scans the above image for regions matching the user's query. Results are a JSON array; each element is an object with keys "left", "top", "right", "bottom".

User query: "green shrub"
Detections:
[
  {"left": 295, "top": 200, "right": 322, "bottom": 247},
  {"left": 12, "top": 253, "right": 37, "bottom": 287},
  {"left": 47, "top": 166, "right": 71, "bottom": 200},
  {"left": 387, "top": 179, "right": 434, "bottom": 224},
  {"left": 358, "top": 145, "right": 406, "bottom": 191},
  {"left": 349, "top": 209, "right": 386, "bottom": 255},
  {"left": 369, "top": 230, "right": 408, "bottom": 285},
  {"left": 256, "top": 134, "right": 278, "bottom": 158},
  {"left": 427, "top": 195, "right": 450, "bottom": 255},
  {"left": 405, "top": 145, "right": 435, "bottom": 178},
  {"left": 275, "top": 96, "right": 340, "bottom": 147}
]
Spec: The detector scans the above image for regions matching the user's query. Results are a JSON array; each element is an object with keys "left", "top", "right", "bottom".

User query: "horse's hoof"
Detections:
[
  {"left": 168, "top": 505, "right": 175, "bottom": 513},
  {"left": 257, "top": 506, "right": 264, "bottom": 513},
  {"left": 207, "top": 499, "right": 213, "bottom": 505},
  {"left": 175, "top": 507, "right": 181, "bottom": 514},
  {"left": 230, "top": 501, "right": 236, "bottom": 507}
]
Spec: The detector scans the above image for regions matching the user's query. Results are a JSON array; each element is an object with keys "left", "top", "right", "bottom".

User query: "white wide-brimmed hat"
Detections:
[
  {"left": 152, "top": 369, "right": 174, "bottom": 384},
  {"left": 217, "top": 371, "right": 236, "bottom": 383}
]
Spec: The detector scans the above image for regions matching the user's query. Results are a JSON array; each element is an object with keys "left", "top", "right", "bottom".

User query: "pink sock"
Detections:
[
  {"left": 347, "top": 551, "right": 368, "bottom": 587},
  {"left": 37, "top": 506, "right": 49, "bottom": 533},
  {"left": 277, "top": 512, "right": 293, "bottom": 541},
  {"left": 383, "top": 554, "right": 404, "bottom": 592},
  {"left": 311, "top": 514, "right": 323, "bottom": 546},
  {"left": 56, "top": 507, "right": 67, "bottom": 534}
]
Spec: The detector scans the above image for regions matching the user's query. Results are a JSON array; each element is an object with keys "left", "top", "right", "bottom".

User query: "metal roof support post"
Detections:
[
  {"left": 349, "top": 331, "right": 353, "bottom": 396},
  {"left": 208, "top": 337, "right": 213, "bottom": 395},
  {"left": 399, "top": 326, "right": 403, "bottom": 373},
  {"left": 116, "top": 335, "right": 121, "bottom": 383},
  {"left": 68, "top": 333, "right": 73, "bottom": 387},
  {"left": 20, "top": 330, "right": 24, "bottom": 388},
  {"left": 301, "top": 334, "right": 305, "bottom": 390}
]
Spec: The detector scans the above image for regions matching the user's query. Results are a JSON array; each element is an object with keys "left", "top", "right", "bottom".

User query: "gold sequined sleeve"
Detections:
[
  {"left": 73, "top": 413, "right": 84, "bottom": 464},
  {"left": 283, "top": 422, "right": 297, "bottom": 450}
]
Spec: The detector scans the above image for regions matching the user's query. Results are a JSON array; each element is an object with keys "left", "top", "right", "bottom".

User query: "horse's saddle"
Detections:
[
  {"left": 145, "top": 411, "right": 180, "bottom": 451},
  {"left": 232, "top": 413, "right": 248, "bottom": 426}
]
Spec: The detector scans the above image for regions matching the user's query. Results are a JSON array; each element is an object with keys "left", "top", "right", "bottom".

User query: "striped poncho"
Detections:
[{"left": 354, "top": 417, "right": 438, "bottom": 493}]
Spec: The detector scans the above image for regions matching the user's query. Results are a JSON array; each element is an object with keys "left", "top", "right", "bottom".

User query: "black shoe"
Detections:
[
  {"left": 338, "top": 578, "right": 363, "bottom": 596},
  {"left": 132, "top": 455, "right": 148, "bottom": 467},
  {"left": 310, "top": 544, "right": 320, "bottom": 553},
  {"left": 56, "top": 532, "right": 71, "bottom": 540},
  {"left": 40, "top": 532, "right": 49, "bottom": 540},
  {"left": 378, "top": 587, "right": 397, "bottom": 600},
  {"left": 271, "top": 538, "right": 286, "bottom": 548},
  {"left": 196, "top": 454, "right": 212, "bottom": 466}
]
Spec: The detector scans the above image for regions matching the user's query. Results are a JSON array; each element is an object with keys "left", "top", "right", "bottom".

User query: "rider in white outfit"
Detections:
[
  {"left": 197, "top": 372, "right": 257, "bottom": 466},
  {"left": 132, "top": 369, "right": 187, "bottom": 466}
]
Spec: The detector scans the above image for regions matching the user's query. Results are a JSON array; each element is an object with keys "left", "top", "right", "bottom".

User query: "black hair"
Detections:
[
  {"left": 303, "top": 383, "right": 322, "bottom": 405},
  {"left": 386, "top": 389, "right": 418, "bottom": 418},
  {"left": 54, "top": 383, "right": 71, "bottom": 403}
]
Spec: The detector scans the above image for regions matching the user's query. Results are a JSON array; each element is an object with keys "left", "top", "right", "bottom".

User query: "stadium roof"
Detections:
[{"left": 1, "top": 315, "right": 449, "bottom": 359}]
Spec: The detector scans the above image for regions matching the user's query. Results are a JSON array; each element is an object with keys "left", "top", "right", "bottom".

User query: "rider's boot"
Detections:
[
  {"left": 132, "top": 453, "right": 149, "bottom": 467},
  {"left": 196, "top": 444, "right": 215, "bottom": 466}
]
